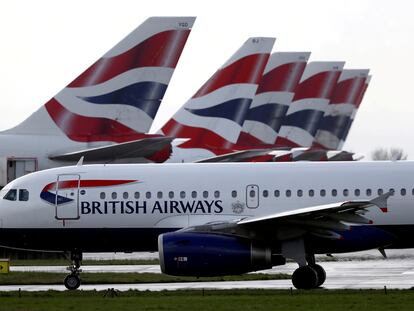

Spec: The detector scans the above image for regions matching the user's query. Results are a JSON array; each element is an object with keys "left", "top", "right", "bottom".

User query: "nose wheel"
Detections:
[
  {"left": 64, "top": 251, "right": 82, "bottom": 290},
  {"left": 64, "top": 273, "right": 81, "bottom": 290}
]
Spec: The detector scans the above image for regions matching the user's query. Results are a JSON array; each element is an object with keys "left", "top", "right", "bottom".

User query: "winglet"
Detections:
[
  {"left": 77, "top": 156, "right": 84, "bottom": 166},
  {"left": 370, "top": 191, "right": 393, "bottom": 213}
]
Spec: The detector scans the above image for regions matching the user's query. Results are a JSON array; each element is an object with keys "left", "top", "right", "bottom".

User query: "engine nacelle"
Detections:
[{"left": 158, "top": 232, "right": 285, "bottom": 276}]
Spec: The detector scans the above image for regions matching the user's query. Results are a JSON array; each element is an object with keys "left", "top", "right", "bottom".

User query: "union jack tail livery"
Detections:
[
  {"left": 338, "top": 75, "right": 372, "bottom": 149},
  {"left": 6, "top": 17, "right": 195, "bottom": 143},
  {"left": 312, "top": 69, "right": 370, "bottom": 150},
  {"left": 160, "top": 37, "right": 275, "bottom": 155},
  {"left": 237, "top": 52, "right": 310, "bottom": 146},
  {"left": 275, "top": 61, "right": 345, "bottom": 148}
]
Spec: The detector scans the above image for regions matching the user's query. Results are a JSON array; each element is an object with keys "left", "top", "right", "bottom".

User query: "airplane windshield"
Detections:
[{"left": 3, "top": 189, "right": 17, "bottom": 201}]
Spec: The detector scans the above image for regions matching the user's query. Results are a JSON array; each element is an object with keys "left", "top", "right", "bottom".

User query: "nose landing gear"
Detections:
[{"left": 64, "top": 251, "right": 82, "bottom": 290}]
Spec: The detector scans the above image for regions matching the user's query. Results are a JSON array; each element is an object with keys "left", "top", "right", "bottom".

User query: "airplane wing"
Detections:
[
  {"left": 186, "top": 192, "right": 393, "bottom": 239},
  {"left": 195, "top": 149, "right": 279, "bottom": 163},
  {"left": 48, "top": 136, "right": 173, "bottom": 163}
]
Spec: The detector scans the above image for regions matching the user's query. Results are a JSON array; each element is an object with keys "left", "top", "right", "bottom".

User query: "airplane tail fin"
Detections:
[
  {"left": 5, "top": 17, "right": 195, "bottom": 143},
  {"left": 237, "top": 52, "right": 310, "bottom": 146},
  {"left": 160, "top": 37, "right": 275, "bottom": 151},
  {"left": 276, "top": 61, "right": 345, "bottom": 148},
  {"left": 338, "top": 75, "right": 372, "bottom": 149},
  {"left": 312, "top": 69, "right": 370, "bottom": 150}
]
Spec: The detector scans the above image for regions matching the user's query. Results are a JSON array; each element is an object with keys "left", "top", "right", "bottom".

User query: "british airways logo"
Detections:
[
  {"left": 40, "top": 179, "right": 224, "bottom": 215},
  {"left": 80, "top": 200, "right": 223, "bottom": 215},
  {"left": 40, "top": 180, "right": 138, "bottom": 205}
]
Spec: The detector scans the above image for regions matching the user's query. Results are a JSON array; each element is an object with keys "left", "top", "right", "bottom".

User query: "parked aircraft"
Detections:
[
  {"left": 0, "top": 161, "right": 406, "bottom": 290},
  {"left": 0, "top": 16, "right": 195, "bottom": 187}
]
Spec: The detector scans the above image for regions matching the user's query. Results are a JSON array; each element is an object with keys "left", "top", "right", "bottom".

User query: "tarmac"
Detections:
[{"left": 2, "top": 252, "right": 414, "bottom": 291}]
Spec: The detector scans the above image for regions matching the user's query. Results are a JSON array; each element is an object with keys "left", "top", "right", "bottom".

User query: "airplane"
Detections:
[
  {"left": 0, "top": 160, "right": 406, "bottom": 290},
  {"left": 160, "top": 37, "right": 276, "bottom": 162},
  {"left": 0, "top": 16, "right": 195, "bottom": 187},
  {"left": 275, "top": 61, "right": 345, "bottom": 148},
  {"left": 236, "top": 52, "right": 311, "bottom": 147},
  {"left": 338, "top": 75, "right": 372, "bottom": 149},
  {"left": 312, "top": 69, "right": 370, "bottom": 150}
]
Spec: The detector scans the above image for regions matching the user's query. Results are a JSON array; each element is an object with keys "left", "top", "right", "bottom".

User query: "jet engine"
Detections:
[{"left": 158, "top": 232, "right": 285, "bottom": 276}]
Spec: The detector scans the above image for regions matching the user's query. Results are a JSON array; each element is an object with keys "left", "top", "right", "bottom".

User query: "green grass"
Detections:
[
  {"left": 0, "top": 289, "right": 414, "bottom": 311},
  {"left": 0, "top": 272, "right": 289, "bottom": 285}
]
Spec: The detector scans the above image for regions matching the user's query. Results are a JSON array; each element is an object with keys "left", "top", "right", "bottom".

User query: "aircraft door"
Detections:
[
  {"left": 55, "top": 174, "right": 80, "bottom": 220},
  {"left": 246, "top": 184, "right": 259, "bottom": 208}
]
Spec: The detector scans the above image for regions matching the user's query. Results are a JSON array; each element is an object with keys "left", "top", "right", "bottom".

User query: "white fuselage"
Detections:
[{"left": 0, "top": 161, "right": 413, "bottom": 252}]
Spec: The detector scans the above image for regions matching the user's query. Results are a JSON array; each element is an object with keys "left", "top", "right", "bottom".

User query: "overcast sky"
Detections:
[{"left": 1, "top": 0, "right": 413, "bottom": 159}]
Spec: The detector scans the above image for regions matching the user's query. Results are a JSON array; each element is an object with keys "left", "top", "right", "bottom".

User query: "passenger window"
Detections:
[
  {"left": 19, "top": 189, "right": 29, "bottom": 201},
  {"left": 180, "top": 191, "right": 186, "bottom": 199},
  {"left": 354, "top": 189, "right": 360, "bottom": 196},
  {"left": 249, "top": 190, "right": 256, "bottom": 198},
  {"left": 169, "top": 191, "right": 174, "bottom": 199},
  {"left": 123, "top": 192, "right": 129, "bottom": 199},
  {"left": 332, "top": 189, "right": 337, "bottom": 197},
  {"left": 366, "top": 189, "right": 372, "bottom": 196},
  {"left": 214, "top": 190, "right": 220, "bottom": 198},
  {"left": 134, "top": 192, "right": 140, "bottom": 199},
  {"left": 378, "top": 188, "right": 383, "bottom": 195},
  {"left": 231, "top": 190, "right": 237, "bottom": 198},
  {"left": 309, "top": 189, "right": 314, "bottom": 197},
  {"left": 263, "top": 190, "right": 269, "bottom": 198},
  {"left": 203, "top": 191, "right": 209, "bottom": 198},
  {"left": 3, "top": 189, "right": 17, "bottom": 201},
  {"left": 343, "top": 189, "right": 349, "bottom": 197},
  {"left": 146, "top": 192, "right": 151, "bottom": 199},
  {"left": 297, "top": 189, "right": 303, "bottom": 197},
  {"left": 111, "top": 192, "right": 117, "bottom": 199},
  {"left": 100, "top": 192, "right": 106, "bottom": 199},
  {"left": 320, "top": 189, "right": 326, "bottom": 197},
  {"left": 191, "top": 191, "right": 197, "bottom": 199},
  {"left": 286, "top": 190, "right": 291, "bottom": 197},
  {"left": 389, "top": 188, "right": 395, "bottom": 196},
  {"left": 401, "top": 188, "right": 406, "bottom": 196},
  {"left": 274, "top": 190, "right": 280, "bottom": 197},
  {"left": 157, "top": 191, "right": 163, "bottom": 199}
]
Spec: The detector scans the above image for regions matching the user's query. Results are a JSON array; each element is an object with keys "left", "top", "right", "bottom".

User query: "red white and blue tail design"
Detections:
[
  {"left": 7, "top": 17, "right": 195, "bottom": 143},
  {"left": 338, "top": 75, "right": 371, "bottom": 149},
  {"left": 312, "top": 69, "right": 370, "bottom": 150},
  {"left": 276, "top": 61, "right": 345, "bottom": 147},
  {"left": 160, "top": 37, "right": 275, "bottom": 152},
  {"left": 237, "top": 52, "right": 310, "bottom": 146}
]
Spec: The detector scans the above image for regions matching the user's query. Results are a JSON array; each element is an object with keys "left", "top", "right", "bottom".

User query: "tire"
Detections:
[
  {"left": 310, "top": 264, "right": 326, "bottom": 287},
  {"left": 292, "top": 265, "right": 318, "bottom": 289},
  {"left": 64, "top": 274, "right": 81, "bottom": 290}
]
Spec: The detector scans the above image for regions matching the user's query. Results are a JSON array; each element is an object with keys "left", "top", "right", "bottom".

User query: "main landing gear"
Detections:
[
  {"left": 291, "top": 254, "right": 326, "bottom": 289},
  {"left": 64, "top": 251, "right": 82, "bottom": 290}
]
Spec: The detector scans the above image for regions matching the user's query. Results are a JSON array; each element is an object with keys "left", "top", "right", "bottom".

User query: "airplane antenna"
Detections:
[{"left": 76, "top": 156, "right": 84, "bottom": 166}]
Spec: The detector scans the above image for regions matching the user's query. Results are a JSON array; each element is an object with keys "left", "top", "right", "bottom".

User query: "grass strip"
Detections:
[
  {"left": 0, "top": 272, "right": 289, "bottom": 285},
  {"left": 0, "top": 289, "right": 414, "bottom": 311}
]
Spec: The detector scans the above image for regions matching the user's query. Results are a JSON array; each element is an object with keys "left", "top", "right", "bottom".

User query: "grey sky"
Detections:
[{"left": 1, "top": 0, "right": 413, "bottom": 159}]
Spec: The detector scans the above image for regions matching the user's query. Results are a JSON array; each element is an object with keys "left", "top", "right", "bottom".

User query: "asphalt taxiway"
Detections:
[{"left": 2, "top": 257, "right": 414, "bottom": 291}]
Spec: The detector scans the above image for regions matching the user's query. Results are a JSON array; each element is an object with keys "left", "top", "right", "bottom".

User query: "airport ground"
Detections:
[{"left": 0, "top": 249, "right": 414, "bottom": 310}]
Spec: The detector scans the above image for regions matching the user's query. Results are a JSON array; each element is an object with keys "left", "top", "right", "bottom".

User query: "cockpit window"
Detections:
[
  {"left": 19, "top": 189, "right": 29, "bottom": 201},
  {"left": 3, "top": 189, "right": 17, "bottom": 201}
]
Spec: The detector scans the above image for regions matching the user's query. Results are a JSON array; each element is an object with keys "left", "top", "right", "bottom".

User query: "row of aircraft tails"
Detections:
[
  {"left": 0, "top": 17, "right": 394, "bottom": 293},
  {"left": 0, "top": 16, "right": 370, "bottom": 186}
]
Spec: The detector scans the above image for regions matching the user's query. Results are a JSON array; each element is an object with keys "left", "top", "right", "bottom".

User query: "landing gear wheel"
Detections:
[
  {"left": 310, "top": 264, "right": 326, "bottom": 287},
  {"left": 64, "top": 273, "right": 81, "bottom": 290},
  {"left": 292, "top": 265, "right": 318, "bottom": 289}
]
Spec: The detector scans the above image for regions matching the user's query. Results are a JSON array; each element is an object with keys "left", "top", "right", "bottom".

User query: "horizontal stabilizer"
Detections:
[{"left": 49, "top": 136, "right": 173, "bottom": 162}]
